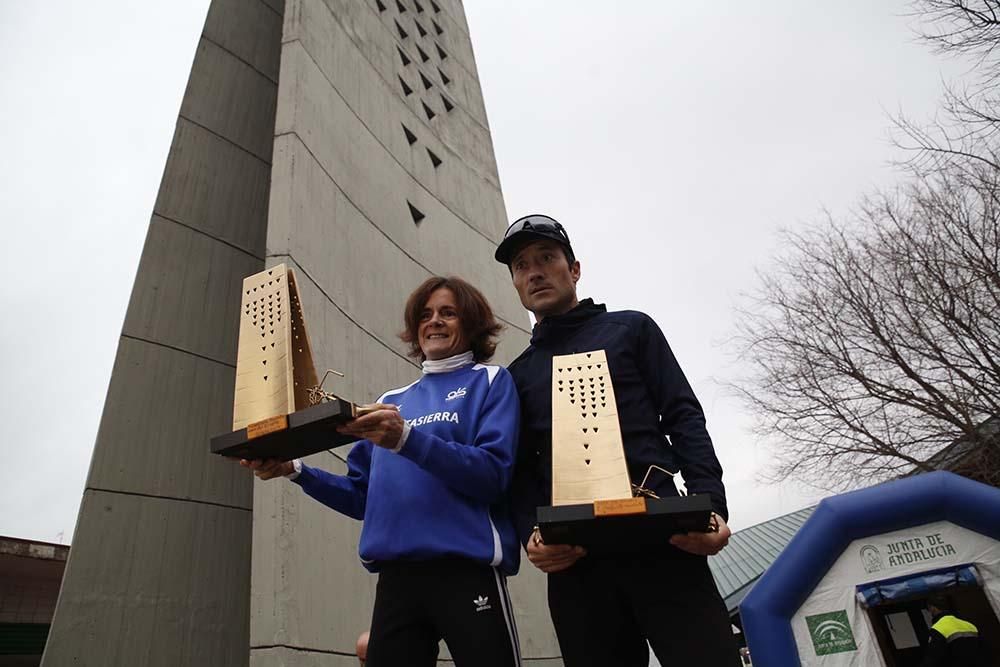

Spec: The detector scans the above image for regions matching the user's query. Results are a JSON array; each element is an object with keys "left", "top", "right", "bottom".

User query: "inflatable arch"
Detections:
[{"left": 741, "top": 471, "right": 1000, "bottom": 665}]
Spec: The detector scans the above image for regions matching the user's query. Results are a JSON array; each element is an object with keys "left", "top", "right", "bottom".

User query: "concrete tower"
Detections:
[{"left": 43, "top": 0, "right": 560, "bottom": 665}]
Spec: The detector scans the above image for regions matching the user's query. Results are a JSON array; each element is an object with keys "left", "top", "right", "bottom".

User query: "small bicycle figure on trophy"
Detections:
[
  {"left": 307, "top": 369, "right": 347, "bottom": 406},
  {"left": 631, "top": 465, "right": 719, "bottom": 533}
]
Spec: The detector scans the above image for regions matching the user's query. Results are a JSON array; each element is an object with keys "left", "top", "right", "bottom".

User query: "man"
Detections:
[
  {"left": 496, "top": 214, "right": 740, "bottom": 666},
  {"left": 921, "top": 593, "right": 987, "bottom": 667}
]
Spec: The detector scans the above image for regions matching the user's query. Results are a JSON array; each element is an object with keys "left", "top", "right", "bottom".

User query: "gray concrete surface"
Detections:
[
  {"left": 41, "top": 0, "right": 282, "bottom": 664},
  {"left": 44, "top": 0, "right": 561, "bottom": 663},
  {"left": 44, "top": 490, "right": 253, "bottom": 665}
]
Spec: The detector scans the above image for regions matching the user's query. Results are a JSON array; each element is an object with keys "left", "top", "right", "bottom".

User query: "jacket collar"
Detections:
[{"left": 530, "top": 298, "right": 606, "bottom": 346}]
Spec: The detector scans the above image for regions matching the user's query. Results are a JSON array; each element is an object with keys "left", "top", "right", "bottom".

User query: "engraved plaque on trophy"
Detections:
[
  {"left": 536, "top": 350, "right": 714, "bottom": 552},
  {"left": 210, "top": 264, "right": 363, "bottom": 461}
]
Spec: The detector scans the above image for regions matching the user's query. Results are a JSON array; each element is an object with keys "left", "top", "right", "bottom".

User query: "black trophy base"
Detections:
[
  {"left": 210, "top": 399, "right": 359, "bottom": 461},
  {"left": 537, "top": 494, "right": 713, "bottom": 553}
]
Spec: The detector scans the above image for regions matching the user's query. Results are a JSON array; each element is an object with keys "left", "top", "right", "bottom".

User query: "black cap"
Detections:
[
  {"left": 927, "top": 593, "right": 952, "bottom": 613},
  {"left": 494, "top": 214, "right": 574, "bottom": 265}
]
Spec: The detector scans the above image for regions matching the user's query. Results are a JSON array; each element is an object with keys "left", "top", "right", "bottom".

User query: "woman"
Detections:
[{"left": 244, "top": 276, "right": 522, "bottom": 667}]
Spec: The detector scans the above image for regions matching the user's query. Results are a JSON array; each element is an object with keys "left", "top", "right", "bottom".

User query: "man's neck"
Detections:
[{"left": 535, "top": 297, "right": 580, "bottom": 324}]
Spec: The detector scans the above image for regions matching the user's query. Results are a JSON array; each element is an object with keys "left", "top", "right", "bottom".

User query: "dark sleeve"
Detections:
[
  {"left": 510, "top": 417, "right": 544, "bottom": 547},
  {"left": 635, "top": 313, "right": 729, "bottom": 520},
  {"left": 919, "top": 629, "right": 947, "bottom": 667},
  {"left": 507, "top": 359, "right": 546, "bottom": 547}
]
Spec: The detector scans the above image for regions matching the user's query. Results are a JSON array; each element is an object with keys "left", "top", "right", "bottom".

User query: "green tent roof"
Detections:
[{"left": 708, "top": 505, "right": 816, "bottom": 613}]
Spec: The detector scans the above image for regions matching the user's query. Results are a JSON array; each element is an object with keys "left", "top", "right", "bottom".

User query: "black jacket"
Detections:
[
  {"left": 920, "top": 613, "right": 987, "bottom": 667},
  {"left": 508, "top": 299, "right": 728, "bottom": 545}
]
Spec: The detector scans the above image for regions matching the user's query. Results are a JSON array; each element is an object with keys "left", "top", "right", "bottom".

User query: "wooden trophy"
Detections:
[
  {"left": 210, "top": 264, "right": 362, "bottom": 460},
  {"left": 535, "top": 350, "right": 715, "bottom": 552}
]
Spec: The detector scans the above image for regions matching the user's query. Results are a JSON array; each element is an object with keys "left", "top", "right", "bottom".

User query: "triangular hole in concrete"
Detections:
[{"left": 407, "top": 201, "right": 425, "bottom": 225}]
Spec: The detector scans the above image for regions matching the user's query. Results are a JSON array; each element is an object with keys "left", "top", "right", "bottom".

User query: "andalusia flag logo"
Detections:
[{"left": 805, "top": 610, "right": 858, "bottom": 656}]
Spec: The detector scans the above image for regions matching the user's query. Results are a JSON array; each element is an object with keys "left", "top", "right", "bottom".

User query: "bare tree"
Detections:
[
  {"left": 911, "top": 0, "right": 1000, "bottom": 76},
  {"left": 732, "top": 158, "right": 1000, "bottom": 490},
  {"left": 730, "top": 0, "right": 1000, "bottom": 490},
  {"left": 895, "top": 1, "right": 1000, "bottom": 170}
]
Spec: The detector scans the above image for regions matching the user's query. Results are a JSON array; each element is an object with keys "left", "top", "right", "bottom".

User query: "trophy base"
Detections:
[
  {"left": 210, "top": 399, "right": 360, "bottom": 461},
  {"left": 537, "top": 494, "right": 713, "bottom": 553}
]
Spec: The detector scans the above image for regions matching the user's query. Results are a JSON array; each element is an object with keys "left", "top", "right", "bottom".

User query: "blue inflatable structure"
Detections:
[{"left": 740, "top": 471, "right": 1000, "bottom": 665}]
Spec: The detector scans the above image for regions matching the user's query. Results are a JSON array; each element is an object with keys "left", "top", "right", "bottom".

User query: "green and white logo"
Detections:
[{"left": 806, "top": 610, "right": 858, "bottom": 656}]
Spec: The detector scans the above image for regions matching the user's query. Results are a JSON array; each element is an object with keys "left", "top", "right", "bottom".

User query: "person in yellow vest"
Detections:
[{"left": 920, "top": 593, "right": 987, "bottom": 667}]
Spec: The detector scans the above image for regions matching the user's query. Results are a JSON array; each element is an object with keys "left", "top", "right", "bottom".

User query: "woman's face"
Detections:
[{"left": 418, "top": 287, "right": 468, "bottom": 360}]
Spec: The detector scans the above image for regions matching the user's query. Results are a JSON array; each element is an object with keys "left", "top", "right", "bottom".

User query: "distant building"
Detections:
[
  {"left": 709, "top": 507, "right": 816, "bottom": 638},
  {"left": 0, "top": 537, "right": 68, "bottom": 667},
  {"left": 906, "top": 416, "right": 1000, "bottom": 488}
]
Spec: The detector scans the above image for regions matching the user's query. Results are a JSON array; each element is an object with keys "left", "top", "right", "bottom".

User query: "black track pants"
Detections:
[
  {"left": 547, "top": 552, "right": 741, "bottom": 667},
  {"left": 366, "top": 559, "right": 521, "bottom": 667}
]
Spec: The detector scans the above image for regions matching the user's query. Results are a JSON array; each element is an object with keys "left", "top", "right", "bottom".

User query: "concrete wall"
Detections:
[
  {"left": 41, "top": 1, "right": 284, "bottom": 665},
  {"left": 249, "top": 0, "right": 560, "bottom": 663}
]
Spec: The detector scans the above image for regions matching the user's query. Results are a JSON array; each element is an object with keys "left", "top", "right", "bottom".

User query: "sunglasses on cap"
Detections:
[
  {"left": 501, "top": 215, "right": 571, "bottom": 244},
  {"left": 495, "top": 214, "right": 574, "bottom": 264}
]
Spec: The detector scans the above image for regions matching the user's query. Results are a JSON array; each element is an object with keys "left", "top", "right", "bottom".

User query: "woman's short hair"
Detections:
[{"left": 400, "top": 276, "right": 503, "bottom": 362}]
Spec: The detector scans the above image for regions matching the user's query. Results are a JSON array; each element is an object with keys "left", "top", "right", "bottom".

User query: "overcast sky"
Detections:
[{"left": 0, "top": 1, "right": 965, "bottom": 543}]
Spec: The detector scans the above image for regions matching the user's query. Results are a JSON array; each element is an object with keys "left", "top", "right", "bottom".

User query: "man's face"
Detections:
[{"left": 510, "top": 240, "right": 580, "bottom": 321}]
